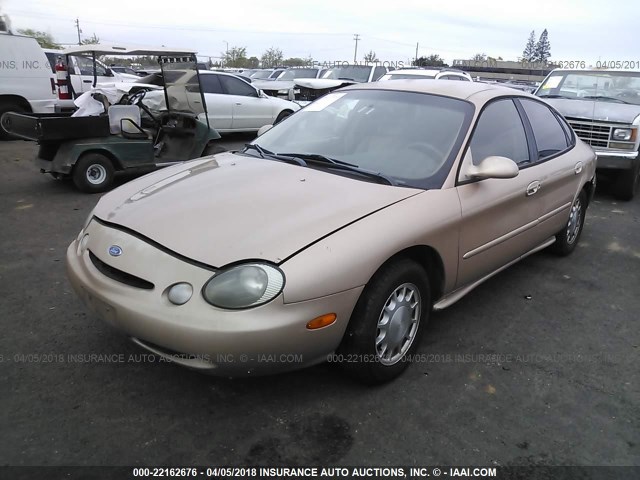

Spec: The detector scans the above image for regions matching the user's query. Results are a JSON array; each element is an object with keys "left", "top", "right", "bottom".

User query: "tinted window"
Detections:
[
  {"left": 469, "top": 99, "right": 529, "bottom": 165},
  {"left": 519, "top": 99, "right": 568, "bottom": 159},
  {"left": 219, "top": 75, "right": 258, "bottom": 97},
  {"left": 201, "top": 74, "right": 223, "bottom": 94},
  {"left": 373, "top": 66, "right": 387, "bottom": 80}
]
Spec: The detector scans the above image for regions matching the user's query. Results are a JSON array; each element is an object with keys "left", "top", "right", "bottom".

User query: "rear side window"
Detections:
[
  {"left": 519, "top": 99, "right": 569, "bottom": 159},
  {"left": 201, "top": 74, "right": 223, "bottom": 94},
  {"left": 469, "top": 99, "right": 530, "bottom": 165},
  {"left": 373, "top": 66, "right": 387, "bottom": 80}
]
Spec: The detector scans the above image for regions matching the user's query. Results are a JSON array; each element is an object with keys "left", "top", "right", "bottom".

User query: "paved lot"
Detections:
[{"left": 0, "top": 138, "right": 638, "bottom": 467}]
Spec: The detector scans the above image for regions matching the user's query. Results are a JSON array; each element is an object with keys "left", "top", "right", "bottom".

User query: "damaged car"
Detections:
[
  {"left": 67, "top": 81, "right": 596, "bottom": 383},
  {"left": 295, "top": 65, "right": 390, "bottom": 103}
]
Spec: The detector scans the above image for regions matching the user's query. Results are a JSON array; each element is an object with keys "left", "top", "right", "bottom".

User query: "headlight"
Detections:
[
  {"left": 612, "top": 128, "right": 632, "bottom": 141},
  {"left": 77, "top": 208, "right": 95, "bottom": 240},
  {"left": 202, "top": 263, "right": 285, "bottom": 309}
]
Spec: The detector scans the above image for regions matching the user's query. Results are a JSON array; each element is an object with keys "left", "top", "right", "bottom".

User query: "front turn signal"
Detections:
[{"left": 306, "top": 313, "right": 337, "bottom": 330}]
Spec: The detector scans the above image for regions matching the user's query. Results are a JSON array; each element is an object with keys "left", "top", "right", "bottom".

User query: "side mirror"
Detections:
[
  {"left": 257, "top": 124, "right": 273, "bottom": 137},
  {"left": 466, "top": 156, "right": 519, "bottom": 180}
]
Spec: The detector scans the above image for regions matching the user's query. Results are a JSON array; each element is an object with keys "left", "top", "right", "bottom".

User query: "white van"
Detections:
[{"left": 0, "top": 30, "right": 58, "bottom": 138}]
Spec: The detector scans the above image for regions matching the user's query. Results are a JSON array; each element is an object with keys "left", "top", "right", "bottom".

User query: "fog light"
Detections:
[{"left": 167, "top": 283, "right": 193, "bottom": 305}]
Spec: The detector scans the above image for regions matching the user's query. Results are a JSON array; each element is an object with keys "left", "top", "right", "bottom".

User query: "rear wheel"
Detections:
[
  {"left": 614, "top": 159, "right": 640, "bottom": 201},
  {"left": 550, "top": 190, "right": 587, "bottom": 256},
  {"left": 338, "top": 258, "right": 431, "bottom": 384},
  {"left": 72, "top": 153, "right": 115, "bottom": 193},
  {"left": 0, "top": 101, "right": 28, "bottom": 140}
]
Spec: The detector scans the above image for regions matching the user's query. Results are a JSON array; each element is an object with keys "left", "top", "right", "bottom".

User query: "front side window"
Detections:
[
  {"left": 519, "top": 99, "right": 569, "bottom": 160},
  {"left": 200, "top": 74, "right": 224, "bottom": 94},
  {"left": 469, "top": 99, "right": 529, "bottom": 166},
  {"left": 219, "top": 75, "right": 258, "bottom": 97}
]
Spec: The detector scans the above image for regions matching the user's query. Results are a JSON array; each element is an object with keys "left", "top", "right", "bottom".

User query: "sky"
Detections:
[{"left": 2, "top": 0, "right": 637, "bottom": 66}]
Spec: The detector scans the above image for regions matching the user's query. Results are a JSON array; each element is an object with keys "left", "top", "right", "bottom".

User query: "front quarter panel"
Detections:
[{"left": 280, "top": 189, "right": 461, "bottom": 304}]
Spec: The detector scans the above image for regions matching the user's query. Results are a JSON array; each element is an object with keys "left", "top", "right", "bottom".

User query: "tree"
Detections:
[
  {"left": 534, "top": 29, "right": 551, "bottom": 64},
  {"left": 363, "top": 50, "right": 378, "bottom": 63},
  {"left": 471, "top": 53, "right": 487, "bottom": 62},
  {"left": 261, "top": 47, "right": 283, "bottom": 68},
  {"left": 413, "top": 54, "right": 447, "bottom": 67},
  {"left": 81, "top": 33, "right": 100, "bottom": 45},
  {"left": 283, "top": 57, "right": 307, "bottom": 67},
  {"left": 247, "top": 56, "right": 260, "bottom": 68},
  {"left": 522, "top": 30, "right": 536, "bottom": 62},
  {"left": 17, "top": 28, "right": 61, "bottom": 49},
  {"left": 223, "top": 46, "right": 248, "bottom": 68}
]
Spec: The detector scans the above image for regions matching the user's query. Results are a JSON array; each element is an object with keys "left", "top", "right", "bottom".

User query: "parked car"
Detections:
[
  {"left": 143, "top": 71, "right": 300, "bottom": 133},
  {"left": 250, "top": 69, "right": 276, "bottom": 80},
  {"left": 253, "top": 67, "right": 324, "bottom": 100},
  {"left": 67, "top": 81, "right": 596, "bottom": 383},
  {"left": 295, "top": 65, "right": 390, "bottom": 103},
  {"left": 536, "top": 68, "right": 640, "bottom": 200},
  {"left": 0, "top": 31, "right": 58, "bottom": 139},
  {"left": 110, "top": 65, "right": 143, "bottom": 76},
  {"left": 379, "top": 68, "right": 472, "bottom": 82}
]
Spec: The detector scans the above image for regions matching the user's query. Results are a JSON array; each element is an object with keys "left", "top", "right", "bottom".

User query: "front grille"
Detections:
[
  {"left": 566, "top": 118, "right": 612, "bottom": 148},
  {"left": 89, "top": 251, "right": 154, "bottom": 290}
]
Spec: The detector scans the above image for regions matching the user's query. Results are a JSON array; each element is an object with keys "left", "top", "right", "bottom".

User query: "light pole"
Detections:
[{"left": 223, "top": 40, "right": 229, "bottom": 67}]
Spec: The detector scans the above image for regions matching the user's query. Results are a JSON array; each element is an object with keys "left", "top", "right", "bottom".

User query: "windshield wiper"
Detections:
[
  {"left": 337, "top": 77, "right": 356, "bottom": 81},
  {"left": 538, "top": 94, "right": 575, "bottom": 99},
  {"left": 242, "top": 144, "right": 307, "bottom": 166},
  {"left": 582, "top": 95, "right": 631, "bottom": 105},
  {"left": 278, "top": 152, "right": 397, "bottom": 186}
]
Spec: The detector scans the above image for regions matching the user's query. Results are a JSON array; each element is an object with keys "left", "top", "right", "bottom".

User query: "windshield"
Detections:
[
  {"left": 537, "top": 70, "right": 640, "bottom": 105},
  {"left": 250, "top": 89, "right": 473, "bottom": 189},
  {"left": 250, "top": 70, "right": 273, "bottom": 79},
  {"left": 321, "top": 66, "right": 372, "bottom": 82},
  {"left": 278, "top": 68, "right": 319, "bottom": 80}
]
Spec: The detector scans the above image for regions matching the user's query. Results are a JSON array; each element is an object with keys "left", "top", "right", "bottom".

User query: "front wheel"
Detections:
[
  {"left": 337, "top": 258, "right": 431, "bottom": 384},
  {"left": 550, "top": 190, "right": 587, "bottom": 256},
  {"left": 72, "top": 153, "right": 115, "bottom": 193}
]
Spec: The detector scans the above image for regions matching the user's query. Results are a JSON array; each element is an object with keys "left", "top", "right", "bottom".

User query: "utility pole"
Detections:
[
  {"left": 415, "top": 42, "right": 419, "bottom": 66},
  {"left": 353, "top": 34, "right": 360, "bottom": 63},
  {"left": 75, "top": 18, "right": 82, "bottom": 45},
  {"left": 223, "top": 40, "right": 228, "bottom": 67}
]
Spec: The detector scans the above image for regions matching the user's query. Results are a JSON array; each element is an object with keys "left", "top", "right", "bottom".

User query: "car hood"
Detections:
[
  {"left": 92, "top": 153, "right": 420, "bottom": 267},
  {"left": 294, "top": 78, "right": 358, "bottom": 90},
  {"left": 541, "top": 98, "right": 640, "bottom": 124}
]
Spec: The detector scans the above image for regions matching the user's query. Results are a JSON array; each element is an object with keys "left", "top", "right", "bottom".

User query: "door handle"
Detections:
[
  {"left": 235, "top": 102, "right": 242, "bottom": 105},
  {"left": 83, "top": 80, "right": 92, "bottom": 83},
  {"left": 526, "top": 181, "right": 541, "bottom": 196},
  {"left": 574, "top": 162, "right": 583, "bottom": 174}
]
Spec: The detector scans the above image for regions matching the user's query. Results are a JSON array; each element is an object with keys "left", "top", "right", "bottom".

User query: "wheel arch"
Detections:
[
  {"left": 75, "top": 148, "right": 122, "bottom": 171},
  {"left": 0, "top": 95, "right": 33, "bottom": 112},
  {"left": 367, "top": 245, "right": 446, "bottom": 305}
]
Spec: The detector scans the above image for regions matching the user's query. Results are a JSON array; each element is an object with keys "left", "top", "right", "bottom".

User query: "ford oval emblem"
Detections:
[{"left": 108, "top": 245, "right": 122, "bottom": 257}]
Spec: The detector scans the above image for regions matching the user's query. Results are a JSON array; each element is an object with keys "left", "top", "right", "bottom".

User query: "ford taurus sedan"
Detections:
[{"left": 67, "top": 81, "right": 596, "bottom": 383}]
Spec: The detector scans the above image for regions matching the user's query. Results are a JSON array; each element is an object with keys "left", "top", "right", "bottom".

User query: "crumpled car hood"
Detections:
[
  {"left": 92, "top": 153, "right": 420, "bottom": 267},
  {"left": 294, "top": 78, "right": 357, "bottom": 90},
  {"left": 252, "top": 80, "right": 295, "bottom": 91},
  {"left": 542, "top": 98, "right": 640, "bottom": 124}
]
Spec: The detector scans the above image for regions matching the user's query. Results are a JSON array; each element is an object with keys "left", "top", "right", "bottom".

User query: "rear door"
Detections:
[
  {"left": 516, "top": 98, "right": 580, "bottom": 238},
  {"left": 456, "top": 98, "right": 545, "bottom": 287},
  {"left": 69, "top": 56, "right": 113, "bottom": 93},
  {"left": 198, "top": 74, "right": 233, "bottom": 130}
]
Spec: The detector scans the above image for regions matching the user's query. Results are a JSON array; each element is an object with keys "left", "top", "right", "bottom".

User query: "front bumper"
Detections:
[
  {"left": 595, "top": 150, "right": 638, "bottom": 170},
  {"left": 66, "top": 219, "right": 363, "bottom": 375}
]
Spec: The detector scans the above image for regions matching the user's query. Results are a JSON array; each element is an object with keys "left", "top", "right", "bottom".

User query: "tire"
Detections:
[
  {"left": 614, "top": 159, "right": 640, "bottom": 201},
  {"left": 337, "top": 258, "right": 431, "bottom": 384},
  {"left": 0, "top": 102, "right": 28, "bottom": 140},
  {"left": 550, "top": 190, "right": 587, "bottom": 256},
  {"left": 275, "top": 110, "right": 293, "bottom": 124},
  {"left": 201, "top": 142, "right": 226, "bottom": 157},
  {"left": 72, "top": 153, "right": 115, "bottom": 193}
]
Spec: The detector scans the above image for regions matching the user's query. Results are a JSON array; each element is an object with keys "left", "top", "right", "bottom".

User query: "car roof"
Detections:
[{"left": 342, "top": 79, "right": 535, "bottom": 102}]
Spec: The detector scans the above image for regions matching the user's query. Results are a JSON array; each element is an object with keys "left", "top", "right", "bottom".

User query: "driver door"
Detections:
[
  {"left": 456, "top": 98, "right": 545, "bottom": 288},
  {"left": 189, "top": 73, "right": 233, "bottom": 130},
  {"left": 218, "top": 75, "right": 275, "bottom": 130}
]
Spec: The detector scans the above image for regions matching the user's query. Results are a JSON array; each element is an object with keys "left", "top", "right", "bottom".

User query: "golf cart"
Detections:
[{"left": 0, "top": 45, "right": 222, "bottom": 193}]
